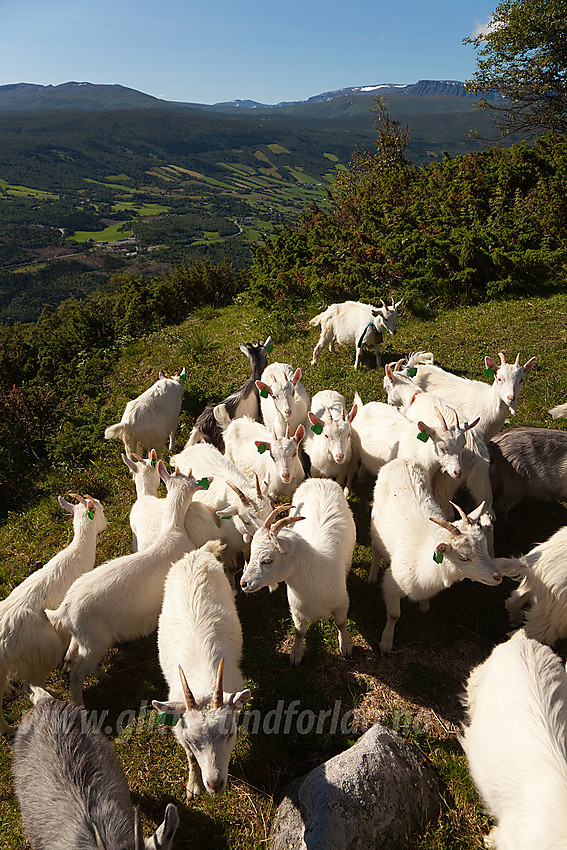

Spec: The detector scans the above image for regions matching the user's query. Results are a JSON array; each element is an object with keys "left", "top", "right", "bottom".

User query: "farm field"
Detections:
[{"left": 0, "top": 291, "right": 565, "bottom": 848}]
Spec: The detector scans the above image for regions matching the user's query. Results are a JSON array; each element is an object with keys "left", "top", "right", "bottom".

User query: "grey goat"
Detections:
[
  {"left": 488, "top": 425, "right": 567, "bottom": 523},
  {"left": 186, "top": 337, "right": 272, "bottom": 450},
  {"left": 12, "top": 696, "right": 179, "bottom": 850}
]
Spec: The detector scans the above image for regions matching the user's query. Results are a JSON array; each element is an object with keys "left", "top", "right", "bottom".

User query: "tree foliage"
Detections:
[{"left": 465, "top": 0, "right": 567, "bottom": 135}]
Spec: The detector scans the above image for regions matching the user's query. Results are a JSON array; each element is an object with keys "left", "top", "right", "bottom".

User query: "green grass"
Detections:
[
  {"left": 70, "top": 222, "right": 133, "bottom": 243},
  {"left": 1, "top": 292, "right": 566, "bottom": 847}
]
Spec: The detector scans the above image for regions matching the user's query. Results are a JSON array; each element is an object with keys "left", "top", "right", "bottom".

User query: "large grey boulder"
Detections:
[{"left": 270, "top": 723, "right": 442, "bottom": 850}]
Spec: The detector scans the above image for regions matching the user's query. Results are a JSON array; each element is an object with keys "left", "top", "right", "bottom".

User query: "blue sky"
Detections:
[{"left": 0, "top": 1, "right": 496, "bottom": 105}]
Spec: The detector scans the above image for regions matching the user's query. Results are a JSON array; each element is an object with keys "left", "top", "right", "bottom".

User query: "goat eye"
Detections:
[{"left": 261, "top": 558, "right": 272, "bottom": 565}]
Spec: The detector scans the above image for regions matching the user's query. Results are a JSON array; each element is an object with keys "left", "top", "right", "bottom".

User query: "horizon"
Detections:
[{"left": 0, "top": 1, "right": 495, "bottom": 106}]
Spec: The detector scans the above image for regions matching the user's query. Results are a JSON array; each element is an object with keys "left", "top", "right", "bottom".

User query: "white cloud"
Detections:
[{"left": 471, "top": 16, "right": 500, "bottom": 40}]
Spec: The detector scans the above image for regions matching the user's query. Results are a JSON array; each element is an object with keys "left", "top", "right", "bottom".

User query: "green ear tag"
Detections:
[
  {"left": 197, "top": 477, "right": 210, "bottom": 489},
  {"left": 266, "top": 343, "right": 273, "bottom": 353},
  {"left": 260, "top": 388, "right": 269, "bottom": 398},
  {"left": 407, "top": 367, "right": 417, "bottom": 378},
  {"left": 433, "top": 549, "right": 444, "bottom": 564},
  {"left": 158, "top": 712, "right": 179, "bottom": 727},
  {"left": 417, "top": 430, "right": 430, "bottom": 442},
  {"left": 87, "top": 508, "right": 95, "bottom": 521},
  {"left": 311, "top": 423, "right": 323, "bottom": 435},
  {"left": 484, "top": 367, "right": 495, "bottom": 380},
  {"left": 257, "top": 443, "right": 268, "bottom": 454},
  {"left": 150, "top": 459, "right": 156, "bottom": 469},
  {"left": 220, "top": 515, "right": 233, "bottom": 520}
]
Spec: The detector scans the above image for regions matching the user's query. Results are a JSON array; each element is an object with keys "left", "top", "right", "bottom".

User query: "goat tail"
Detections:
[
  {"left": 493, "top": 557, "right": 526, "bottom": 580},
  {"left": 104, "top": 422, "right": 124, "bottom": 441},
  {"left": 549, "top": 402, "right": 567, "bottom": 419},
  {"left": 44, "top": 608, "right": 63, "bottom": 629},
  {"left": 203, "top": 539, "right": 226, "bottom": 558},
  {"left": 29, "top": 685, "right": 52, "bottom": 705},
  {"left": 308, "top": 310, "right": 325, "bottom": 327},
  {"left": 212, "top": 403, "right": 231, "bottom": 432}
]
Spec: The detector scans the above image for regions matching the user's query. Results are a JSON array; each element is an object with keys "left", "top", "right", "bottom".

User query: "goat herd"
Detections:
[{"left": 2, "top": 297, "right": 567, "bottom": 849}]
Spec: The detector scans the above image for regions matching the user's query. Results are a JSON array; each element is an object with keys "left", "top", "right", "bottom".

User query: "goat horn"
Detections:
[
  {"left": 213, "top": 658, "right": 225, "bottom": 709},
  {"left": 324, "top": 405, "right": 332, "bottom": 420},
  {"left": 254, "top": 472, "right": 262, "bottom": 501},
  {"left": 380, "top": 298, "right": 386, "bottom": 308},
  {"left": 285, "top": 422, "right": 290, "bottom": 438},
  {"left": 435, "top": 406, "right": 448, "bottom": 433},
  {"left": 429, "top": 516, "right": 461, "bottom": 538},
  {"left": 271, "top": 515, "right": 306, "bottom": 536},
  {"left": 450, "top": 501, "right": 471, "bottom": 525},
  {"left": 448, "top": 406, "right": 460, "bottom": 429},
  {"left": 178, "top": 665, "right": 197, "bottom": 711},
  {"left": 498, "top": 351, "right": 507, "bottom": 365},
  {"left": 273, "top": 427, "right": 278, "bottom": 440},
  {"left": 261, "top": 504, "right": 293, "bottom": 531},
  {"left": 515, "top": 352, "right": 521, "bottom": 365},
  {"left": 131, "top": 452, "right": 143, "bottom": 462},
  {"left": 68, "top": 492, "right": 86, "bottom": 505},
  {"left": 227, "top": 480, "right": 252, "bottom": 507},
  {"left": 394, "top": 358, "right": 405, "bottom": 372}
]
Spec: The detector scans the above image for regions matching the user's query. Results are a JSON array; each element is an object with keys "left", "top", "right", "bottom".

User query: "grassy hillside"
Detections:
[{"left": 0, "top": 292, "right": 566, "bottom": 848}]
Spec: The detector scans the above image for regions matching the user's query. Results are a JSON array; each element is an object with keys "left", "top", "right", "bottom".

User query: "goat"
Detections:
[
  {"left": 351, "top": 392, "right": 470, "bottom": 484},
  {"left": 383, "top": 363, "right": 493, "bottom": 541},
  {"left": 240, "top": 478, "right": 356, "bottom": 665},
  {"left": 371, "top": 458, "right": 502, "bottom": 653},
  {"left": 46, "top": 463, "right": 208, "bottom": 705},
  {"left": 104, "top": 368, "right": 186, "bottom": 455},
  {"left": 255, "top": 362, "right": 310, "bottom": 438},
  {"left": 186, "top": 337, "right": 272, "bottom": 450},
  {"left": 488, "top": 425, "right": 567, "bottom": 523},
  {"left": 404, "top": 352, "right": 536, "bottom": 441},
  {"left": 217, "top": 407, "right": 305, "bottom": 500},
  {"left": 309, "top": 298, "right": 402, "bottom": 370},
  {"left": 496, "top": 525, "right": 567, "bottom": 646},
  {"left": 171, "top": 441, "right": 273, "bottom": 574},
  {"left": 303, "top": 390, "right": 358, "bottom": 497},
  {"left": 13, "top": 695, "right": 178, "bottom": 850},
  {"left": 122, "top": 449, "right": 160, "bottom": 551},
  {"left": 152, "top": 541, "right": 250, "bottom": 801},
  {"left": 460, "top": 630, "right": 567, "bottom": 850},
  {"left": 0, "top": 494, "right": 107, "bottom": 736}
]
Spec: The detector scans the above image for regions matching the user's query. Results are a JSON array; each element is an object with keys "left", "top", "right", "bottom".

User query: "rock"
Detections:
[{"left": 270, "top": 724, "right": 442, "bottom": 850}]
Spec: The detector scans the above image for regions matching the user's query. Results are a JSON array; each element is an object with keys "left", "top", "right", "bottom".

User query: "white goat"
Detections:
[
  {"left": 461, "top": 630, "right": 567, "bottom": 850},
  {"left": 406, "top": 352, "right": 536, "bottom": 441},
  {"left": 303, "top": 390, "right": 358, "bottom": 496},
  {"left": 255, "top": 362, "right": 310, "bottom": 438},
  {"left": 122, "top": 449, "right": 160, "bottom": 551},
  {"left": 550, "top": 401, "right": 567, "bottom": 419},
  {"left": 170, "top": 441, "right": 273, "bottom": 571},
  {"left": 309, "top": 298, "right": 402, "bottom": 370},
  {"left": 383, "top": 363, "right": 493, "bottom": 535},
  {"left": 217, "top": 408, "right": 305, "bottom": 500},
  {"left": 496, "top": 525, "right": 567, "bottom": 646},
  {"left": 13, "top": 696, "right": 179, "bottom": 850},
  {"left": 240, "top": 479, "right": 356, "bottom": 665},
  {"left": 104, "top": 368, "right": 186, "bottom": 455},
  {"left": 352, "top": 393, "right": 470, "bottom": 484},
  {"left": 0, "top": 494, "right": 107, "bottom": 735},
  {"left": 46, "top": 464, "right": 207, "bottom": 705},
  {"left": 152, "top": 541, "right": 250, "bottom": 801},
  {"left": 371, "top": 458, "right": 502, "bottom": 653}
]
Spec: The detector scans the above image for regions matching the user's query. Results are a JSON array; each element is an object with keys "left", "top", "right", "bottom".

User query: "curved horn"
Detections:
[
  {"left": 179, "top": 665, "right": 197, "bottom": 711},
  {"left": 261, "top": 504, "right": 293, "bottom": 531},
  {"left": 429, "top": 516, "right": 461, "bottom": 538},
  {"left": 213, "top": 658, "right": 225, "bottom": 709},
  {"left": 394, "top": 358, "right": 405, "bottom": 372},
  {"left": 450, "top": 501, "right": 471, "bottom": 525},
  {"left": 435, "top": 406, "right": 448, "bottom": 433},
  {"left": 271, "top": 515, "right": 306, "bottom": 536},
  {"left": 514, "top": 352, "right": 521, "bottom": 365},
  {"left": 448, "top": 406, "right": 460, "bottom": 430},
  {"left": 380, "top": 298, "right": 386, "bottom": 308},
  {"left": 498, "top": 351, "right": 507, "bottom": 365},
  {"left": 68, "top": 492, "right": 86, "bottom": 505},
  {"left": 227, "top": 480, "right": 252, "bottom": 507},
  {"left": 254, "top": 472, "right": 262, "bottom": 501},
  {"left": 324, "top": 405, "right": 333, "bottom": 421}
]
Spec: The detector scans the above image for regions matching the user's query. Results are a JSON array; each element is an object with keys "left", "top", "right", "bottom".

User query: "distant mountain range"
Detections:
[{"left": 0, "top": 79, "right": 502, "bottom": 114}]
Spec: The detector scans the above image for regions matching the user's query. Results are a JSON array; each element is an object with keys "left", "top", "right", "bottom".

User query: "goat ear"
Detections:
[
  {"left": 152, "top": 699, "right": 184, "bottom": 716},
  {"left": 484, "top": 356, "right": 498, "bottom": 373},
  {"left": 467, "top": 502, "right": 485, "bottom": 524},
  {"left": 229, "top": 689, "right": 251, "bottom": 709},
  {"left": 239, "top": 343, "right": 249, "bottom": 356},
  {"left": 121, "top": 453, "right": 139, "bottom": 474},
  {"left": 58, "top": 495, "right": 75, "bottom": 515},
  {"left": 159, "top": 371, "right": 166, "bottom": 379},
  {"left": 157, "top": 460, "right": 170, "bottom": 483},
  {"left": 263, "top": 335, "right": 272, "bottom": 349},
  {"left": 217, "top": 505, "right": 238, "bottom": 518},
  {"left": 292, "top": 368, "right": 302, "bottom": 386},
  {"left": 152, "top": 804, "right": 180, "bottom": 850},
  {"left": 256, "top": 380, "right": 272, "bottom": 396},
  {"left": 523, "top": 356, "right": 536, "bottom": 374},
  {"left": 417, "top": 421, "right": 434, "bottom": 439},
  {"left": 294, "top": 424, "right": 305, "bottom": 444},
  {"left": 384, "top": 363, "right": 394, "bottom": 382},
  {"left": 308, "top": 412, "right": 323, "bottom": 427},
  {"left": 347, "top": 403, "right": 358, "bottom": 423},
  {"left": 434, "top": 542, "right": 450, "bottom": 559}
]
